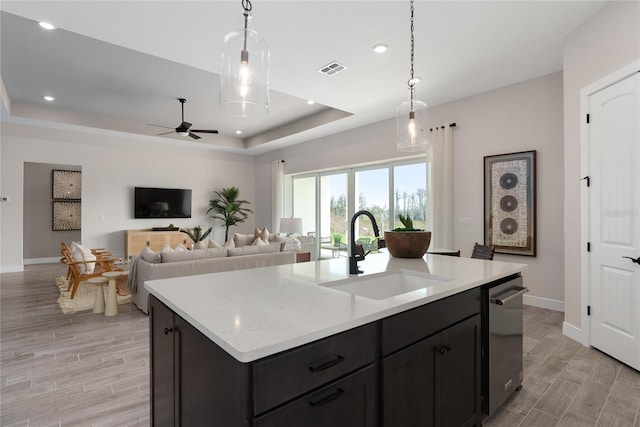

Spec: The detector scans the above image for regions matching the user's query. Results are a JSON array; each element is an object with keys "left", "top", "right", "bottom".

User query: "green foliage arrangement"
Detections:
[
  {"left": 332, "top": 233, "right": 344, "bottom": 246},
  {"left": 207, "top": 186, "right": 253, "bottom": 242},
  {"left": 180, "top": 225, "right": 212, "bottom": 243},
  {"left": 392, "top": 213, "right": 424, "bottom": 232}
]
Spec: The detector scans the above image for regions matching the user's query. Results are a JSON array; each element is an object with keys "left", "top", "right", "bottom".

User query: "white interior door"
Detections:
[{"left": 588, "top": 71, "right": 640, "bottom": 370}]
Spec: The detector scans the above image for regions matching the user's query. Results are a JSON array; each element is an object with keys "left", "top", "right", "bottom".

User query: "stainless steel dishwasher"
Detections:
[{"left": 482, "top": 275, "right": 529, "bottom": 417}]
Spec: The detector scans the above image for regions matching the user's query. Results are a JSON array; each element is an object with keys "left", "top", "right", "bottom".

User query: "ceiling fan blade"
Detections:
[
  {"left": 189, "top": 132, "right": 201, "bottom": 140},
  {"left": 191, "top": 129, "right": 219, "bottom": 134},
  {"left": 148, "top": 124, "right": 174, "bottom": 129},
  {"left": 156, "top": 131, "right": 174, "bottom": 136},
  {"left": 180, "top": 121, "right": 192, "bottom": 130}
]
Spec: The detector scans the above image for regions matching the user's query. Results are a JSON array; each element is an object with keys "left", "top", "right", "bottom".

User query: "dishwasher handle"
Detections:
[{"left": 490, "top": 286, "right": 529, "bottom": 305}]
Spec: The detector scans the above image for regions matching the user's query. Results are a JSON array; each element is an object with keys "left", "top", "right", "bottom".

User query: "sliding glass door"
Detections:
[{"left": 320, "top": 173, "right": 348, "bottom": 258}]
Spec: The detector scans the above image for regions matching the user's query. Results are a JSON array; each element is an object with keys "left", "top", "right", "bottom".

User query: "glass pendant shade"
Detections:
[
  {"left": 220, "top": 26, "right": 270, "bottom": 117},
  {"left": 396, "top": 95, "right": 429, "bottom": 152}
]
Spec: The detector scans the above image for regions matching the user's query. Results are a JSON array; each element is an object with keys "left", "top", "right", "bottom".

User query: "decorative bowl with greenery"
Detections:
[{"left": 384, "top": 214, "right": 431, "bottom": 258}]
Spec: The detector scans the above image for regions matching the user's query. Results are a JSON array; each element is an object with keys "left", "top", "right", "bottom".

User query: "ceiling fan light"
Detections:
[
  {"left": 220, "top": 5, "right": 270, "bottom": 117},
  {"left": 177, "top": 130, "right": 190, "bottom": 137}
]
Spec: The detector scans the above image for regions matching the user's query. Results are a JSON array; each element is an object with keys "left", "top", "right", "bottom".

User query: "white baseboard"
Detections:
[
  {"left": 562, "top": 321, "right": 587, "bottom": 346},
  {"left": 523, "top": 294, "right": 565, "bottom": 312},
  {"left": 24, "top": 257, "right": 60, "bottom": 265},
  {"left": 0, "top": 265, "right": 24, "bottom": 273}
]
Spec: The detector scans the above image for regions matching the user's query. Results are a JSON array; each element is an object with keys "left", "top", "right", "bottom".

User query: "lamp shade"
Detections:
[
  {"left": 396, "top": 96, "right": 429, "bottom": 152},
  {"left": 220, "top": 26, "right": 270, "bottom": 117},
  {"left": 279, "top": 217, "right": 303, "bottom": 234}
]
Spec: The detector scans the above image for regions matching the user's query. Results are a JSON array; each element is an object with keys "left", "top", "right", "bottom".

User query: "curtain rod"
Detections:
[{"left": 428, "top": 122, "right": 457, "bottom": 131}]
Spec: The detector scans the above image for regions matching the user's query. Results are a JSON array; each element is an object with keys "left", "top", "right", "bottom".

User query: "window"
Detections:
[{"left": 290, "top": 158, "right": 426, "bottom": 259}]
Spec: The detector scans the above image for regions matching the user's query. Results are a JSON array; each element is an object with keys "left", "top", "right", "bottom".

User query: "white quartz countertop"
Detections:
[{"left": 145, "top": 252, "right": 526, "bottom": 362}]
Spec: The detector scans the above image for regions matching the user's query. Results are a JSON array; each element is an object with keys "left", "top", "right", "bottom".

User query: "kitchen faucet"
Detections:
[{"left": 349, "top": 210, "right": 380, "bottom": 274}]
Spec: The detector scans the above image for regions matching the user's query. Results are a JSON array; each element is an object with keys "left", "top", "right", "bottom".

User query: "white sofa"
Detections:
[{"left": 130, "top": 245, "right": 296, "bottom": 314}]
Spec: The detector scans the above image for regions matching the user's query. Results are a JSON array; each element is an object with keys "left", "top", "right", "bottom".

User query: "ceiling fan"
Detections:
[{"left": 152, "top": 98, "right": 218, "bottom": 140}]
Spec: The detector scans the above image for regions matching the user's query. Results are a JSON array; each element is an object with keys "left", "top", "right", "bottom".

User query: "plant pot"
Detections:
[{"left": 384, "top": 231, "right": 432, "bottom": 258}]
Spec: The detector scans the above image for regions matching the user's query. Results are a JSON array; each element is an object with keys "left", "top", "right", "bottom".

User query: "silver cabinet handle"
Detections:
[{"left": 490, "top": 287, "right": 529, "bottom": 305}]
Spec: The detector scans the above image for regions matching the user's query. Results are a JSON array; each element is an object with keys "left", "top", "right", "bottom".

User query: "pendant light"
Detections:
[
  {"left": 397, "top": 0, "right": 429, "bottom": 152},
  {"left": 220, "top": 0, "right": 270, "bottom": 117}
]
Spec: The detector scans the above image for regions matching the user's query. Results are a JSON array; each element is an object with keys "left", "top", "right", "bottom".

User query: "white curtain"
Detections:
[
  {"left": 271, "top": 160, "right": 285, "bottom": 233},
  {"left": 427, "top": 125, "right": 455, "bottom": 250}
]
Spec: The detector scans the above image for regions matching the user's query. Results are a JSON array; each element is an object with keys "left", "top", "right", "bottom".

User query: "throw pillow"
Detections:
[
  {"left": 233, "top": 233, "right": 254, "bottom": 247},
  {"left": 254, "top": 227, "right": 270, "bottom": 242},
  {"left": 194, "top": 241, "right": 206, "bottom": 250},
  {"left": 160, "top": 244, "right": 173, "bottom": 253},
  {"left": 70, "top": 241, "right": 97, "bottom": 274},
  {"left": 140, "top": 246, "right": 161, "bottom": 263},
  {"left": 208, "top": 239, "right": 222, "bottom": 249},
  {"left": 174, "top": 244, "right": 188, "bottom": 252},
  {"left": 223, "top": 239, "right": 235, "bottom": 249},
  {"left": 251, "top": 237, "right": 267, "bottom": 246}
]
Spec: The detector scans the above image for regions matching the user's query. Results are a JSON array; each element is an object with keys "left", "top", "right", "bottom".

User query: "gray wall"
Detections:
[
  {"left": 256, "top": 72, "right": 565, "bottom": 310},
  {"left": 562, "top": 1, "right": 640, "bottom": 330},
  {"left": 23, "top": 162, "right": 81, "bottom": 260}
]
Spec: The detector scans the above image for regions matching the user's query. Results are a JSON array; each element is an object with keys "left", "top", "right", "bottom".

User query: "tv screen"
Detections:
[{"left": 134, "top": 187, "right": 192, "bottom": 219}]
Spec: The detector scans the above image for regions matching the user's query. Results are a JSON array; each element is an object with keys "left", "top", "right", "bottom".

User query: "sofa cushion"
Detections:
[
  {"left": 162, "top": 247, "right": 228, "bottom": 263},
  {"left": 70, "top": 241, "right": 97, "bottom": 274},
  {"left": 223, "top": 239, "right": 235, "bottom": 248},
  {"left": 140, "top": 246, "right": 161, "bottom": 263},
  {"left": 228, "top": 244, "right": 281, "bottom": 257}
]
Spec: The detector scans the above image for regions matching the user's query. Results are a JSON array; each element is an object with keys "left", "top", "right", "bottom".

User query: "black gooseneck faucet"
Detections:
[{"left": 349, "top": 210, "right": 380, "bottom": 275}]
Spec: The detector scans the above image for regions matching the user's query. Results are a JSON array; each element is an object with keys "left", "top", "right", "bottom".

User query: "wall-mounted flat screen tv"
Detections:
[{"left": 134, "top": 187, "right": 192, "bottom": 219}]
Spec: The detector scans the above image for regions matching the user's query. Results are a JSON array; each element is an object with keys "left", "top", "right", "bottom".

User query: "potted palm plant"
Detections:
[
  {"left": 384, "top": 213, "right": 432, "bottom": 258},
  {"left": 207, "top": 186, "right": 253, "bottom": 242}
]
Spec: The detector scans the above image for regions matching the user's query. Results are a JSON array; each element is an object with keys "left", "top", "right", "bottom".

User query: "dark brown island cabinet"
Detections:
[{"left": 149, "top": 285, "right": 484, "bottom": 427}]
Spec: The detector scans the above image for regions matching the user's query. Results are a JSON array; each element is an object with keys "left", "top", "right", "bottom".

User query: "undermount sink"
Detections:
[{"left": 322, "top": 270, "right": 451, "bottom": 300}]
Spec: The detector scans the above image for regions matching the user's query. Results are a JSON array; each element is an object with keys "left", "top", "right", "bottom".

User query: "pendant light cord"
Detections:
[
  {"left": 242, "top": 0, "right": 253, "bottom": 53},
  {"left": 408, "top": 0, "right": 415, "bottom": 110}
]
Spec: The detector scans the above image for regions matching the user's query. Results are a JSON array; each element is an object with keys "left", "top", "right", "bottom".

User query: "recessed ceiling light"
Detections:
[
  {"left": 38, "top": 21, "right": 56, "bottom": 30},
  {"left": 373, "top": 44, "right": 388, "bottom": 53},
  {"left": 307, "top": 100, "right": 315, "bottom": 105},
  {"left": 235, "top": 130, "right": 242, "bottom": 135},
  {"left": 43, "top": 95, "right": 55, "bottom": 102}
]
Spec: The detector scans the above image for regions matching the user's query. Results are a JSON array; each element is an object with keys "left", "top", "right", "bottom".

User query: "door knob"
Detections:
[{"left": 622, "top": 256, "right": 640, "bottom": 265}]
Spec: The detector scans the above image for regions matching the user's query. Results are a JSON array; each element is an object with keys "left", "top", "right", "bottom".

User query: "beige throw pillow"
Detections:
[
  {"left": 140, "top": 246, "right": 161, "bottom": 263},
  {"left": 223, "top": 239, "right": 235, "bottom": 249},
  {"left": 208, "top": 239, "right": 222, "bottom": 249},
  {"left": 251, "top": 237, "right": 267, "bottom": 246},
  {"left": 254, "top": 227, "right": 270, "bottom": 242},
  {"left": 233, "top": 233, "right": 254, "bottom": 247},
  {"left": 70, "top": 241, "right": 97, "bottom": 274}
]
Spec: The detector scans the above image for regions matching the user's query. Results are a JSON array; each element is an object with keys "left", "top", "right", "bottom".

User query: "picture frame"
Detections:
[
  {"left": 52, "top": 169, "right": 81, "bottom": 200},
  {"left": 52, "top": 201, "right": 81, "bottom": 231},
  {"left": 484, "top": 150, "right": 536, "bottom": 256}
]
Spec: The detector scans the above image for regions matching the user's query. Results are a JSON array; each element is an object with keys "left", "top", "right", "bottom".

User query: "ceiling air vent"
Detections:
[{"left": 318, "top": 61, "right": 347, "bottom": 76}]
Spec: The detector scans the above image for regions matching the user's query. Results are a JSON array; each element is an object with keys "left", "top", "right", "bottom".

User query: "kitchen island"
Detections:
[{"left": 146, "top": 252, "right": 526, "bottom": 426}]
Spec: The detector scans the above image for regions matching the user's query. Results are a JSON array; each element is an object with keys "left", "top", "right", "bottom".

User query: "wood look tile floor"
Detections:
[{"left": 1, "top": 263, "right": 639, "bottom": 426}]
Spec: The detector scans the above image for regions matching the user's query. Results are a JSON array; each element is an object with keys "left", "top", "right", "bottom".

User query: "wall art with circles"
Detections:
[{"left": 484, "top": 151, "right": 536, "bottom": 256}]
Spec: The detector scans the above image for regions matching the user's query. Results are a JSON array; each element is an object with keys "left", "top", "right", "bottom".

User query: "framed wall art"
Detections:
[
  {"left": 52, "top": 169, "right": 81, "bottom": 200},
  {"left": 484, "top": 150, "right": 536, "bottom": 256},
  {"left": 52, "top": 201, "right": 81, "bottom": 231}
]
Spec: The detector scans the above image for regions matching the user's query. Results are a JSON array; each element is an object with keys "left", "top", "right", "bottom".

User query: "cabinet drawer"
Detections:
[
  {"left": 253, "top": 323, "right": 377, "bottom": 415},
  {"left": 254, "top": 366, "right": 377, "bottom": 427},
  {"left": 382, "top": 288, "right": 480, "bottom": 356}
]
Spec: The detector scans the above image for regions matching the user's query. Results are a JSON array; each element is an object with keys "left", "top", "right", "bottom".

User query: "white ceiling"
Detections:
[{"left": 0, "top": 1, "right": 606, "bottom": 154}]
